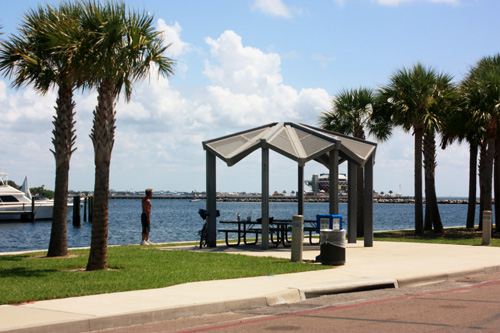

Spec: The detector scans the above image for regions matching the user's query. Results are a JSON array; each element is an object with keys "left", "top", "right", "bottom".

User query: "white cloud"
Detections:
[
  {"left": 156, "top": 19, "right": 194, "bottom": 78},
  {"left": 0, "top": 82, "right": 59, "bottom": 187},
  {"left": 204, "top": 30, "right": 283, "bottom": 95},
  {"left": 1, "top": 25, "right": 331, "bottom": 192},
  {"left": 334, "top": 0, "right": 460, "bottom": 6},
  {"left": 0, "top": 85, "right": 56, "bottom": 128},
  {"left": 252, "top": 0, "right": 293, "bottom": 18},
  {"left": 104, "top": 29, "right": 331, "bottom": 191},
  {"left": 373, "top": 128, "right": 414, "bottom": 194},
  {"left": 313, "top": 53, "right": 337, "bottom": 68},
  {"left": 201, "top": 30, "right": 330, "bottom": 131},
  {"left": 157, "top": 19, "right": 192, "bottom": 57},
  {"left": 375, "top": 0, "right": 460, "bottom": 6},
  {"left": 0, "top": 81, "right": 6, "bottom": 100},
  {"left": 333, "top": 0, "right": 346, "bottom": 7}
]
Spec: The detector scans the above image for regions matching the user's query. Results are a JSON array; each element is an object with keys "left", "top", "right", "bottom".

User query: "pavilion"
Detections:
[{"left": 202, "top": 122, "right": 377, "bottom": 249}]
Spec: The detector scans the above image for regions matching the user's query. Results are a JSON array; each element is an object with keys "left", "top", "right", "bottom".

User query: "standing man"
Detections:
[{"left": 141, "top": 188, "right": 153, "bottom": 245}]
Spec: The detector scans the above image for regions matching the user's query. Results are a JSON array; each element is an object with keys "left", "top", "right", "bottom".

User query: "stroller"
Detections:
[{"left": 197, "top": 208, "right": 219, "bottom": 248}]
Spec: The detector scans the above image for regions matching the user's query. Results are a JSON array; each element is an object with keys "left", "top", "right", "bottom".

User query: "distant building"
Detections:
[{"left": 305, "top": 173, "right": 348, "bottom": 194}]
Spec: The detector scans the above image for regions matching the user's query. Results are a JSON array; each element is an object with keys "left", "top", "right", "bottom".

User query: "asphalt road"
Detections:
[{"left": 98, "top": 272, "right": 500, "bottom": 332}]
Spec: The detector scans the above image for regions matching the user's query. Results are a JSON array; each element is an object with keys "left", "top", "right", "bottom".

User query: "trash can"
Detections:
[
  {"left": 316, "top": 214, "right": 342, "bottom": 233},
  {"left": 320, "top": 229, "right": 346, "bottom": 265}
]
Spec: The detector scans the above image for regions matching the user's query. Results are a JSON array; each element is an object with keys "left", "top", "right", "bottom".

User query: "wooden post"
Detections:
[
  {"left": 291, "top": 215, "right": 304, "bottom": 262},
  {"left": 483, "top": 210, "right": 492, "bottom": 245},
  {"left": 73, "top": 195, "right": 81, "bottom": 227},
  {"left": 88, "top": 196, "right": 93, "bottom": 223},
  {"left": 363, "top": 155, "right": 374, "bottom": 247},
  {"left": 329, "top": 149, "right": 339, "bottom": 215},
  {"left": 206, "top": 151, "right": 217, "bottom": 247},
  {"left": 31, "top": 197, "right": 35, "bottom": 222},
  {"left": 83, "top": 196, "right": 87, "bottom": 222},
  {"left": 348, "top": 161, "right": 357, "bottom": 243},
  {"left": 298, "top": 165, "right": 304, "bottom": 216},
  {"left": 261, "top": 146, "right": 270, "bottom": 250}
]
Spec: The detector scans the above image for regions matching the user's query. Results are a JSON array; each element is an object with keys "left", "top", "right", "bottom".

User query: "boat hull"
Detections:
[{"left": 0, "top": 201, "right": 73, "bottom": 221}]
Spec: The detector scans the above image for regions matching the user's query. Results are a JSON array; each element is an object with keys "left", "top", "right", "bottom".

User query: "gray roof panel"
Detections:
[{"left": 203, "top": 122, "right": 376, "bottom": 167}]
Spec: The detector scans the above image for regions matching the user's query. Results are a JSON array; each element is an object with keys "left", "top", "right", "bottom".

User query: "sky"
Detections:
[{"left": 0, "top": 0, "right": 499, "bottom": 197}]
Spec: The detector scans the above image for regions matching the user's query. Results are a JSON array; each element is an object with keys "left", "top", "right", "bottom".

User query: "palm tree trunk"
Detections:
[
  {"left": 483, "top": 126, "right": 496, "bottom": 213},
  {"left": 466, "top": 142, "right": 478, "bottom": 229},
  {"left": 478, "top": 143, "right": 487, "bottom": 230},
  {"left": 414, "top": 127, "right": 424, "bottom": 235},
  {"left": 423, "top": 132, "right": 443, "bottom": 233},
  {"left": 494, "top": 131, "right": 500, "bottom": 232},
  {"left": 86, "top": 80, "right": 115, "bottom": 271},
  {"left": 482, "top": 136, "right": 495, "bottom": 235},
  {"left": 424, "top": 134, "right": 432, "bottom": 232},
  {"left": 47, "top": 85, "right": 76, "bottom": 257}
]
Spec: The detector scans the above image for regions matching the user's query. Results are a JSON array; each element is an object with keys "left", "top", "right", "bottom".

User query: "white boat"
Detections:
[{"left": 0, "top": 173, "right": 72, "bottom": 221}]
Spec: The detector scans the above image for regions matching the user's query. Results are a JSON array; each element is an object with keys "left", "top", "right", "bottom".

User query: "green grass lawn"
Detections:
[
  {"left": 0, "top": 245, "right": 328, "bottom": 305},
  {"left": 2, "top": 227, "right": 498, "bottom": 305}
]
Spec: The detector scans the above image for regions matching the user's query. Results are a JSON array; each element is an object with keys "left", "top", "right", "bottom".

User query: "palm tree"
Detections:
[
  {"left": 0, "top": 3, "right": 83, "bottom": 257},
  {"left": 378, "top": 63, "right": 452, "bottom": 235},
  {"left": 495, "top": 129, "right": 500, "bottom": 230},
  {"left": 422, "top": 72, "right": 456, "bottom": 233},
  {"left": 319, "top": 87, "right": 391, "bottom": 236},
  {"left": 461, "top": 54, "right": 500, "bottom": 230},
  {"left": 441, "top": 90, "right": 485, "bottom": 229},
  {"left": 77, "top": 1, "right": 174, "bottom": 270}
]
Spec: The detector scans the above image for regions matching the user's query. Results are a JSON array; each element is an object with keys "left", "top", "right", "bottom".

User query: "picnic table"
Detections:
[{"left": 218, "top": 218, "right": 318, "bottom": 247}]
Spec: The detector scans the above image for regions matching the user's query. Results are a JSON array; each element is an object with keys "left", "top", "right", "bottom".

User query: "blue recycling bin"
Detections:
[{"left": 316, "top": 214, "right": 343, "bottom": 233}]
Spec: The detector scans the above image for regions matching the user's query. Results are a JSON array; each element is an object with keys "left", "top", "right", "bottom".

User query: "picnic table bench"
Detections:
[{"left": 218, "top": 218, "right": 318, "bottom": 247}]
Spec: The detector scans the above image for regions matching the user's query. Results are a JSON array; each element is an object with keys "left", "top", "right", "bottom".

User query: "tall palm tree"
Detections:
[
  {"left": 319, "top": 87, "right": 391, "bottom": 236},
  {"left": 461, "top": 54, "right": 500, "bottom": 230},
  {"left": 422, "top": 72, "right": 456, "bottom": 233},
  {"left": 77, "top": 1, "right": 174, "bottom": 270},
  {"left": 0, "top": 3, "right": 83, "bottom": 257},
  {"left": 441, "top": 88, "right": 485, "bottom": 229},
  {"left": 378, "top": 63, "right": 452, "bottom": 235},
  {"left": 495, "top": 128, "right": 500, "bottom": 230}
]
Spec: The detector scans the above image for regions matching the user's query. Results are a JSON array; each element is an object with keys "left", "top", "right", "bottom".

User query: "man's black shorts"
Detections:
[{"left": 141, "top": 212, "right": 150, "bottom": 234}]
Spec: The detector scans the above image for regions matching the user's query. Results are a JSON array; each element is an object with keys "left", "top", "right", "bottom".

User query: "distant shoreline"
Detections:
[{"left": 108, "top": 194, "right": 475, "bottom": 205}]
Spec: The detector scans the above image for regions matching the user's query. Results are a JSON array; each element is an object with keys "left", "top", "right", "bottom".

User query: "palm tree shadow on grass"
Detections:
[{"left": 0, "top": 267, "right": 57, "bottom": 278}]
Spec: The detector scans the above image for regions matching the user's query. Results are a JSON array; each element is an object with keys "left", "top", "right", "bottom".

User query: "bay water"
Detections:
[{"left": 0, "top": 199, "right": 482, "bottom": 253}]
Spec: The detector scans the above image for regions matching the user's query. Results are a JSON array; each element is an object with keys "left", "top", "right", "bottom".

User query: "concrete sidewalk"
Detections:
[{"left": 2, "top": 241, "right": 500, "bottom": 332}]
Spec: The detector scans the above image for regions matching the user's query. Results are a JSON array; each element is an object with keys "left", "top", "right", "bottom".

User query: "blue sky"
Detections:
[{"left": 1, "top": 0, "right": 498, "bottom": 196}]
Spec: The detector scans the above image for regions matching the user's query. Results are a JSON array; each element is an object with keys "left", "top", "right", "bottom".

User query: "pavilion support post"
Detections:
[
  {"left": 206, "top": 150, "right": 217, "bottom": 247},
  {"left": 262, "top": 146, "right": 270, "bottom": 250},
  {"left": 363, "top": 155, "right": 374, "bottom": 247},
  {"left": 348, "top": 161, "right": 358, "bottom": 243},
  {"left": 329, "top": 149, "right": 339, "bottom": 215},
  {"left": 298, "top": 165, "right": 304, "bottom": 216}
]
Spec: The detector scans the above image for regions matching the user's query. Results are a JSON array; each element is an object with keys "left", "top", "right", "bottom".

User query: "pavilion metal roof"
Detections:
[{"left": 202, "top": 122, "right": 377, "bottom": 167}]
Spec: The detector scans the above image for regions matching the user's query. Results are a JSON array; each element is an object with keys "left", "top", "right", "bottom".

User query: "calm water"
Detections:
[{"left": 0, "top": 199, "right": 484, "bottom": 253}]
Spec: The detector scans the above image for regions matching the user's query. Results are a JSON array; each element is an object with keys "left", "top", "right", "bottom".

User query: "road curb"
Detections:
[
  {"left": 1, "top": 279, "right": 397, "bottom": 333},
  {"left": 2, "top": 296, "right": 270, "bottom": 333},
  {"left": 265, "top": 289, "right": 303, "bottom": 305},
  {"left": 397, "top": 265, "right": 500, "bottom": 288},
  {"left": 299, "top": 278, "right": 398, "bottom": 299}
]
